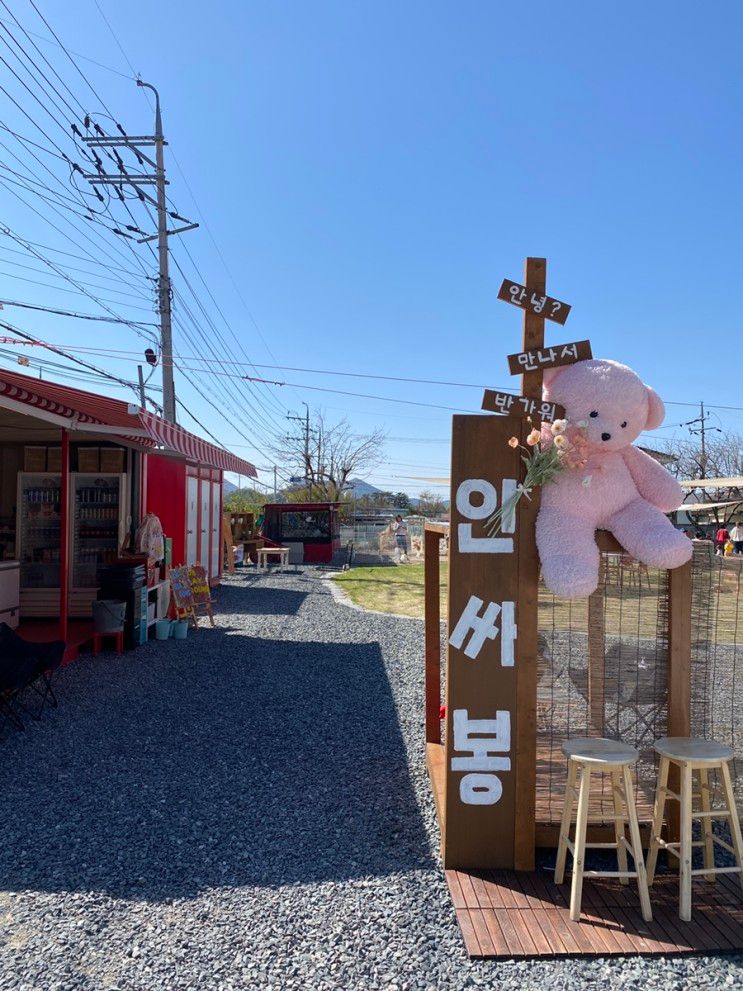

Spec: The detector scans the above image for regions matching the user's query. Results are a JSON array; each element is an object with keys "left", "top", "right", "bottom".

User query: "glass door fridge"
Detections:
[
  {"left": 17, "top": 472, "right": 62, "bottom": 615},
  {"left": 70, "top": 473, "right": 128, "bottom": 613}
]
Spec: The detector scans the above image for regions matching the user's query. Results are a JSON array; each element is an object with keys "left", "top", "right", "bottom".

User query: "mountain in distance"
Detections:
[
  {"left": 223, "top": 478, "right": 238, "bottom": 495},
  {"left": 345, "top": 477, "right": 383, "bottom": 498}
]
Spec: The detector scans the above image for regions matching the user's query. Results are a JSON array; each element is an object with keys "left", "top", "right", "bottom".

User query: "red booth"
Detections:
[{"left": 261, "top": 503, "right": 340, "bottom": 564}]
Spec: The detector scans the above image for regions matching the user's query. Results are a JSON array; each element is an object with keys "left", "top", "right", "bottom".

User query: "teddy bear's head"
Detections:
[{"left": 543, "top": 358, "right": 665, "bottom": 452}]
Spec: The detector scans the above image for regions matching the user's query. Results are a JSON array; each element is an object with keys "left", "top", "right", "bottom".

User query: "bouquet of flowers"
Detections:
[{"left": 486, "top": 419, "right": 590, "bottom": 536}]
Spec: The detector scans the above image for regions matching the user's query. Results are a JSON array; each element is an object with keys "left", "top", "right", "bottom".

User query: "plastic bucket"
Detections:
[
  {"left": 92, "top": 599, "right": 126, "bottom": 634},
  {"left": 155, "top": 619, "right": 172, "bottom": 640},
  {"left": 172, "top": 620, "right": 189, "bottom": 640}
]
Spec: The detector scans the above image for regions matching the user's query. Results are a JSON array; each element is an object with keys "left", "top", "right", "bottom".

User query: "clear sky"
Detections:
[{"left": 1, "top": 0, "right": 742, "bottom": 495}]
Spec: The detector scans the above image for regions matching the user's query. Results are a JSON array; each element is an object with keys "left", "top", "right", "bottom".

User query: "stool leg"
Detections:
[
  {"left": 646, "top": 756, "right": 669, "bottom": 885},
  {"left": 612, "top": 769, "right": 629, "bottom": 885},
  {"left": 569, "top": 766, "right": 591, "bottom": 922},
  {"left": 719, "top": 760, "right": 743, "bottom": 894},
  {"left": 555, "top": 759, "right": 578, "bottom": 884},
  {"left": 622, "top": 764, "right": 653, "bottom": 923},
  {"left": 698, "top": 767, "right": 716, "bottom": 883},
  {"left": 680, "top": 762, "right": 693, "bottom": 922}
]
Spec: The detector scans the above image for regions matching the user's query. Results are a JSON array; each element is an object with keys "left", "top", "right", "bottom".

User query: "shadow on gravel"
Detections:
[
  {"left": 216, "top": 585, "right": 309, "bottom": 615},
  {"left": 0, "top": 629, "right": 432, "bottom": 900}
]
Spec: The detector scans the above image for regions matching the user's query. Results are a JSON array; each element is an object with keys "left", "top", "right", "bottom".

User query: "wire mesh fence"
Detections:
[{"left": 536, "top": 543, "right": 743, "bottom": 825}]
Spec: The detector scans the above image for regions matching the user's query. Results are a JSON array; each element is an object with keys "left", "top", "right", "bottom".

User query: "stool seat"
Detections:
[
  {"left": 653, "top": 736, "right": 734, "bottom": 763},
  {"left": 646, "top": 736, "right": 743, "bottom": 922},
  {"left": 555, "top": 737, "right": 652, "bottom": 922},
  {"left": 562, "top": 736, "right": 639, "bottom": 766}
]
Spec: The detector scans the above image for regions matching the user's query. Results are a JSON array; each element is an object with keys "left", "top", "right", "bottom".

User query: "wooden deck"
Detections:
[{"left": 447, "top": 868, "right": 743, "bottom": 958}]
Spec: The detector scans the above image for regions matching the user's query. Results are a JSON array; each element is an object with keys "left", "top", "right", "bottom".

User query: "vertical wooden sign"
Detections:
[
  {"left": 443, "top": 415, "right": 524, "bottom": 868},
  {"left": 443, "top": 257, "right": 548, "bottom": 871}
]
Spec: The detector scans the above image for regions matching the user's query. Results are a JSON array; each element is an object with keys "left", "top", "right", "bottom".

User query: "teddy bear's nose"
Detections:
[{"left": 601, "top": 432, "right": 611, "bottom": 442}]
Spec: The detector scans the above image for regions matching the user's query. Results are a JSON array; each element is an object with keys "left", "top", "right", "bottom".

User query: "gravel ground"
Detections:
[{"left": 1, "top": 569, "right": 741, "bottom": 991}]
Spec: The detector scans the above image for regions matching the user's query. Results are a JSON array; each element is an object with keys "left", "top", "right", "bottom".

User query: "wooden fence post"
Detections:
[{"left": 666, "top": 559, "right": 693, "bottom": 843}]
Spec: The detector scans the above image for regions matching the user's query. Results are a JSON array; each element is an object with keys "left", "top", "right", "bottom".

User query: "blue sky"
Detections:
[{"left": 1, "top": 1, "right": 742, "bottom": 494}]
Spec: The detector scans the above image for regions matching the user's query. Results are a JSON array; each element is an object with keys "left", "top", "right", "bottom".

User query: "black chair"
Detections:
[{"left": 0, "top": 623, "right": 65, "bottom": 733}]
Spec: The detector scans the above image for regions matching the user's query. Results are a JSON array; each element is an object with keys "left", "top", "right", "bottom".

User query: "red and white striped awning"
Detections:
[
  {"left": 138, "top": 411, "right": 256, "bottom": 477},
  {"left": 0, "top": 370, "right": 257, "bottom": 477}
]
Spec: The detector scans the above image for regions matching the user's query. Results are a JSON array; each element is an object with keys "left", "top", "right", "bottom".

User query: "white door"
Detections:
[
  {"left": 199, "top": 479, "right": 210, "bottom": 566},
  {"left": 210, "top": 481, "right": 221, "bottom": 579},
  {"left": 186, "top": 476, "right": 198, "bottom": 565}
]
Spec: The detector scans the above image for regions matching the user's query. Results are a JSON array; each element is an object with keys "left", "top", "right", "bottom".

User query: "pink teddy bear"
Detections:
[{"left": 535, "top": 358, "right": 692, "bottom": 599}]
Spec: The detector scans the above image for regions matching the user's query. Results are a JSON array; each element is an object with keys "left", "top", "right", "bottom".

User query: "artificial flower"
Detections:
[
  {"left": 526, "top": 428, "right": 541, "bottom": 446},
  {"left": 553, "top": 434, "right": 568, "bottom": 449},
  {"left": 508, "top": 436, "right": 519, "bottom": 448},
  {"left": 550, "top": 419, "right": 567, "bottom": 435}
]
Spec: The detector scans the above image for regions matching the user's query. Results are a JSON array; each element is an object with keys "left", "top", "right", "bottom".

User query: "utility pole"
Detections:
[
  {"left": 287, "top": 402, "right": 312, "bottom": 500},
  {"left": 273, "top": 466, "right": 278, "bottom": 500},
  {"left": 137, "top": 365, "right": 146, "bottom": 409},
  {"left": 80, "top": 81, "right": 198, "bottom": 424},
  {"left": 687, "top": 400, "right": 721, "bottom": 480}
]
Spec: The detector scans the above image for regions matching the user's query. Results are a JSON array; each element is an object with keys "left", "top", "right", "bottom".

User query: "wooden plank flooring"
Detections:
[{"left": 447, "top": 868, "right": 743, "bottom": 958}]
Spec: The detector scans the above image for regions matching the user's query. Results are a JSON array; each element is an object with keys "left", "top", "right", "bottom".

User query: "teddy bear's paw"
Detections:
[
  {"left": 541, "top": 556, "right": 599, "bottom": 599},
  {"left": 637, "top": 529, "right": 693, "bottom": 569}
]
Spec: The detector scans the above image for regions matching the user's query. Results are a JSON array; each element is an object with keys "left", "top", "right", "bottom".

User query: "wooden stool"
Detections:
[
  {"left": 92, "top": 631, "right": 124, "bottom": 656},
  {"left": 555, "top": 737, "right": 652, "bottom": 922},
  {"left": 646, "top": 736, "right": 743, "bottom": 922}
]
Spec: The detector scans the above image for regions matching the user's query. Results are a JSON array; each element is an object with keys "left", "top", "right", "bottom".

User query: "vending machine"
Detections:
[
  {"left": 17, "top": 472, "right": 62, "bottom": 617},
  {"left": 69, "top": 473, "right": 128, "bottom": 616}
]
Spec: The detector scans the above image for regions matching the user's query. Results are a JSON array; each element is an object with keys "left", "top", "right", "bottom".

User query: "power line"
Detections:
[{"left": 0, "top": 298, "right": 157, "bottom": 325}]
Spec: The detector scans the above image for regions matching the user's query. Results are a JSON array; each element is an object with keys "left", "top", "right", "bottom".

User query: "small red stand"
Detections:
[{"left": 92, "top": 631, "right": 124, "bottom": 656}]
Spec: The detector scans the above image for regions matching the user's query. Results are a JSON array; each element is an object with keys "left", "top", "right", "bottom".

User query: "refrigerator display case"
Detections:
[
  {"left": 70, "top": 473, "right": 128, "bottom": 615},
  {"left": 17, "top": 472, "right": 62, "bottom": 616}
]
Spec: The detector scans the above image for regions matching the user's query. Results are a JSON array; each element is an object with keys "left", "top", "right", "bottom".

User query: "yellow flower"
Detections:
[
  {"left": 508, "top": 437, "right": 519, "bottom": 448},
  {"left": 526, "top": 428, "right": 541, "bottom": 447},
  {"left": 553, "top": 434, "right": 568, "bottom": 449},
  {"left": 550, "top": 419, "right": 567, "bottom": 435}
]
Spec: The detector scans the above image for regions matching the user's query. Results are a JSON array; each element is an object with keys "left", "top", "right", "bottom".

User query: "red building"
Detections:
[
  {"left": 261, "top": 502, "right": 340, "bottom": 564},
  {"left": 0, "top": 369, "right": 256, "bottom": 648}
]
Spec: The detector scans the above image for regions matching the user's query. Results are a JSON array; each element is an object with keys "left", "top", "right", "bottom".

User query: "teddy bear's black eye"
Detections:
[
  {"left": 589, "top": 411, "right": 598, "bottom": 418},
  {"left": 621, "top": 421, "right": 627, "bottom": 429}
]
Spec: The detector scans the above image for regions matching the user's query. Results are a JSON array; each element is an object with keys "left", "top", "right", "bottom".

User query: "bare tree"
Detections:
[
  {"left": 662, "top": 431, "right": 743, "bottom": 484},
  {"left": 661, "top": 431, "right": 743, "bottom": 525},
  {"left": 277, "top": 411, "right": 385, "bottom": 502},
  {"left": 415, "top": 489, "right": 448, "bottom": 519}
]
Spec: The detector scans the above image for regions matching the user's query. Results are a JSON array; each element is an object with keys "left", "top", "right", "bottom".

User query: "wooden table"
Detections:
[{"left": 256, "top": 546, "right": 289, "bottom": 570}]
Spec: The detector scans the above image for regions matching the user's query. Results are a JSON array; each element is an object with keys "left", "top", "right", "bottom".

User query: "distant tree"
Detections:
[
  {"left": 275, "top": 410, "right": 385, "bottom": 502},
  {"left": 393, "top": 492, "right": 411, "bottom": 510},
  {"left": 415, "top": 489, "right": 447, "bottom": 518},
  {"left": 224, "top": 487, "right": 265, "bottom": 514},
  {"left": 661, "top": 431, "right": 743, "bottom": 485},
  {"left": 661, "top": 431, "right": 743, "bottom": 525}
]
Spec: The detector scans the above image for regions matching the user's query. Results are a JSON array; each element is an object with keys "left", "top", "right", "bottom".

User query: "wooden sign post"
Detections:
[{"left": 444, "top": 257, "right": 580, "bottom": 871}]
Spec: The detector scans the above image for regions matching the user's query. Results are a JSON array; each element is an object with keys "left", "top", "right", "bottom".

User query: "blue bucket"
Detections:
[
  {"left": 172, "top": 619, "right": 189, "bottom": 640},
  {"left": 155, "top": 619, "right": 172, "bottom": 640}
]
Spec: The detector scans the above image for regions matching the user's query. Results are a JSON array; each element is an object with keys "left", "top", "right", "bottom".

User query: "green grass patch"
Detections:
[{"left": 333, "top": 563, "right": 448, "bottom": 618}]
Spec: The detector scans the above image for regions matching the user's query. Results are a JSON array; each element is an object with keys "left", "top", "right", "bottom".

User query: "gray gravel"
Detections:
[{"left": 1, "top": 569, "right": 741, "bottom": 990}]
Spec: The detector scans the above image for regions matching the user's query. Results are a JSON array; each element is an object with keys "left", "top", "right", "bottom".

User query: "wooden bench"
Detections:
[{"left": 256, "top": 547, "right": 290, "bottom": 570}]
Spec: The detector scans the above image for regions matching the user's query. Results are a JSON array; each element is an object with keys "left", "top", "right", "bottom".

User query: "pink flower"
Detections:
[
  {"left": 508, "top": 437, "right": 519, "bottom": 448},
  {"left": 526, "top": 428, "right": 541, "bottom": 447}
]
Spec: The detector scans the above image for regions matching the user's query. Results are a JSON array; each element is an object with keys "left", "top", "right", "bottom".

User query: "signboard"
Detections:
[
  {"left": 188, "top": 565, "right": 211, "bottom": 605},
  {"left": 497, "top": 278, "right": 571, "bottom": 325},
  {"left": 169, "top": 566, "right": 194, "bottom": 610},
  {"left": 481, "top": 389, "right": 565, "bottom": 424},
  {"left": 444, "top": 414, "right": 524, "bottom": 868},
  {"left": 507, "top": 339, "right": 592, "bottom": 376}
]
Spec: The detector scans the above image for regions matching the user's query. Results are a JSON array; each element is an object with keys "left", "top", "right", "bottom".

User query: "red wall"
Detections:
[{"left": 145, "top": 455, "right": 187, "bottom": 568}]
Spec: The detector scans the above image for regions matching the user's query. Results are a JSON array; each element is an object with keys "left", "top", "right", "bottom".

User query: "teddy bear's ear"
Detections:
[{"left": 645, "top": 386, "right": 665, "bottom": 430}]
